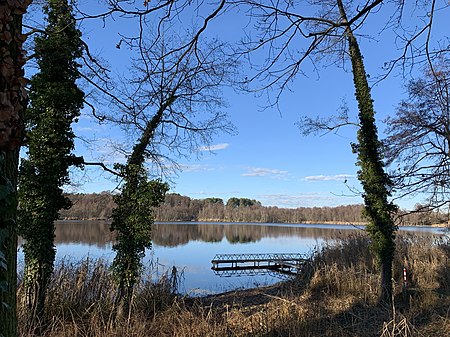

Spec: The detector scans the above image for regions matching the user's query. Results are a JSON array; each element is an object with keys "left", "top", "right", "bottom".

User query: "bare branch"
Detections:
[
  {"left": 83, "top": 161, "right": 122, "bottom": 177},
  {"left": 298, "top": 102, "right": 360, "bottom": 136},
  {"left": 385, "top": 59, "right": 450, "bottom": 206}
]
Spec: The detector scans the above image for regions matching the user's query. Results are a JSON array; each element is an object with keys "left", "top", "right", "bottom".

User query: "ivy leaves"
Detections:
[
  {"left": 17, "top": 0, "right": 84, "bottom": 319},
  {"left": 0, "top": 151, "right": 17, "bottom": 328},
  {"left": 110, "top": 163, "right": 168, "bottom": 290}
]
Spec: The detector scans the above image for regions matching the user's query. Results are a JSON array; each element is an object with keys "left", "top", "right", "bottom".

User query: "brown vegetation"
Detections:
[
  {"left": 60, "top": 192, "right": 450, "bottom": 226},
  {"left": 61, "top": 192, "right": 367, "bottom": 223},
  {"left": 60, "top": 193, "right": 116, "bottom": 220},
  {"left": 17, "top": 234, "right": 450, "bottom": 336}
]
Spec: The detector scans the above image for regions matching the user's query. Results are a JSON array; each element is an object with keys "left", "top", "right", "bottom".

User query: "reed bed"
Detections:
[{"left": 18, "top": 232, "right": 449, "bottom": 336}]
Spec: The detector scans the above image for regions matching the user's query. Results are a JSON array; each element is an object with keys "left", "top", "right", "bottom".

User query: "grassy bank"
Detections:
[{"left": 18, "top": 233, "right": 449, "bottom": 336}]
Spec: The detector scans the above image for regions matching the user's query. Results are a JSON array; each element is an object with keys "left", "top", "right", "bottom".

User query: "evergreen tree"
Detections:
[{"left": 18, "top": 0, "right": 84, "bottom": 324}]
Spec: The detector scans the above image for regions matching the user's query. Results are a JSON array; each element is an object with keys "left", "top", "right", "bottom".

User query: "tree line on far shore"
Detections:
[{"left": 59, "top": 192, "right": 448, "bottom": 226}]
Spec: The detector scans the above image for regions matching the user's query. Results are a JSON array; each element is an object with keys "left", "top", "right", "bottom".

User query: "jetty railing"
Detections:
[{"left": 211, "top": 253, "right": 310, "bottom": 277}]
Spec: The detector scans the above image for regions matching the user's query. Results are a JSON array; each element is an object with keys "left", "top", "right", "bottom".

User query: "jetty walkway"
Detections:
[{"left": 211, "top": 253, "right": 309, "bottom": 277}]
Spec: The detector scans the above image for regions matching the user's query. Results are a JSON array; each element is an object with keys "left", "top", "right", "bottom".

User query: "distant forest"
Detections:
[{"left": 59, "top": 193, "right": 447, "bottom": 226}]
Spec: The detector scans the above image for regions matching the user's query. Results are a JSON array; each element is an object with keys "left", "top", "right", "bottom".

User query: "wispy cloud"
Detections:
[
  {"left": 304, "top": 174, "right": 354, "bottom": 182},
  {"left": 179, "top": 164, "right": 215, "bottom": 173},
  {"left": 198, "top": 143, "right": 229, "bottom": 151},
  {"left": 190, "top": 190, "right": 241, "bottom": 197},
  {"left": 258, "top": 193, "right": 362, "bottom": 208},
  {"left": 75, "top": 126, "right": 97, "bottom": 132},
  {"left": 84, "top": 138, "right": 128, "bottom": 164},
  {"left": 242, "top": 167, "right": 288, "bottom": 179}
]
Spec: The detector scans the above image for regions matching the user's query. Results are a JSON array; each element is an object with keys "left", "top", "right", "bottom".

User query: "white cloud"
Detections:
[
  {"left": 190, "top": 190, "right": 241, "bottom": 196},
  {"left": 80, "top": 138, "right": 128, "bottom": 164},
  {"left": 75, "top": 126, "right": 97, "bottom": 132},
  {"left": 242, "top": 167, "right": 288, "bottom": 178},
  {"left": 198, "top": 143, "right": 229, "bottom": 151},
  {"left": 304, "top": 174, "right": 354, "bottom": 182},
  {"left": 258, "top": 193, "right": 362, "bottom": 208},
  {"left": 179, "top": 164, "right": 215, "bottom": 173}
]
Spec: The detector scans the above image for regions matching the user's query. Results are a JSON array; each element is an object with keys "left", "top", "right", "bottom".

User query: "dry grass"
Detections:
[{"left": 18, "top": 233, "right": 450, "bottom": 336}]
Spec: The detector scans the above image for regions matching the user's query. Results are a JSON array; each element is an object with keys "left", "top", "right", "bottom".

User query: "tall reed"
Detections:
[{"left": 17, "top": 233, "right": 449, "bottom": 336}]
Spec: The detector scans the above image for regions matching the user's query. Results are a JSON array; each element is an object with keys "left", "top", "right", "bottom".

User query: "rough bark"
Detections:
[
  {"left": 0, "top": 151, "right": 19, "bottom": 337},
  {"left": 0, "top": 1, "right": 30, "bottom": 336}
]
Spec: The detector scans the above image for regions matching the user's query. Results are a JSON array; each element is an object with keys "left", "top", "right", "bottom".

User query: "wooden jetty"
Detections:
[{"left": 211, "top": 253, "right": 309, "bottom": 277}]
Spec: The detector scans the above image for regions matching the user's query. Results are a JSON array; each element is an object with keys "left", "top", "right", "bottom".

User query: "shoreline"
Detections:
[{"left": 58, "top": 218, "right": 448, "bottom": 228}]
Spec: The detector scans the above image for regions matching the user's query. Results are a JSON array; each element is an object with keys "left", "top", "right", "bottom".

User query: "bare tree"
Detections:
[
  {"left": 91, "top": 18, "right": 236, "bottom": 317},
  {"left": 378, "top": 0, "right": 450, "bottom": 84},
  {"left": 71, "top": 0, "right": 232, "bottom": 171},
  {"left": 4, "top": 0, "right": 229, "bottom": 331},
  {"left": 385, "top": 59, "right": 450, "bottom": 210},
  {"left": 225, "top": 0, "right": 398, "bottom": 303},
  {"left": 100, "top": 34, "right": 234, "bottom": 172}
]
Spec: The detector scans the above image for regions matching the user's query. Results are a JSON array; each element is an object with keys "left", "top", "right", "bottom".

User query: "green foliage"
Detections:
[
  {"left": 111, "top": 163, "right": 168, "bottom": 297},
  {"left": 0, "top": 152, "right": 15, "bottom": 320},
  {"left": 0, "top": 150, "right": 20, "bottom": 337},
  {"left": 18, "top": 0, "right": 84, "bottom": 317},
  {"left": 0, "top": 158, "right": 15, "bottom": 220},
  {"left": 204, "top": 197, "right": 224, "bottom": 205},
  {"left": 347, "top": 32, "right": 397, "bottom": 301},
  {"left": 226, "top": 197, "right": 261, "bottom": 208},
  {"left": 348, "top": 35, "right": 397, "bottom": 258}
]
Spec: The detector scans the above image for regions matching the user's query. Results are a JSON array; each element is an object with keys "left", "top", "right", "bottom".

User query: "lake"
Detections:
[{"left": 18, "top": 221, "right": 446, "bottom": 295}]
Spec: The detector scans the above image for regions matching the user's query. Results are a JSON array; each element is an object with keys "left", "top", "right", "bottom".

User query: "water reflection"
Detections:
[
  {"left": 43, "top": 221, "right": 443, "bottom": 248},
  {"left": 153, "top": 222, "right": 364, "bottom": 247},
  {"left": 18, "top": 221, "right": 445, "bottom": 295}
]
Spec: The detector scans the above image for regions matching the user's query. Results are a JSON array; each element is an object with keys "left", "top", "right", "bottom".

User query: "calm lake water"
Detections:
[{"left": 18, "top": 221, "right": 446, "bottom": 295}]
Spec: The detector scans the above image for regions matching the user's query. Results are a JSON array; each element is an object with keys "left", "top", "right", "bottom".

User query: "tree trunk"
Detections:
[
  {"left": 111, "top": 96, "right": 174, "bottom": 322},
  {"left": 337, "top": 0, "right": 396, "bottom": 304},
  {"left": 381, "top": 257, "right": 394, "bottom": 303},
  {"left": 0, "top": 150, "right": 19, "bottom": 337},
  {"left": 0, "top": 1, "right": 30, "bottom": 335},
  {"left": 24, "top": 258, "right": 52, "bottom": 331},
  {"left": 347, "top": 31, "right": 396, "bottom": 303}
]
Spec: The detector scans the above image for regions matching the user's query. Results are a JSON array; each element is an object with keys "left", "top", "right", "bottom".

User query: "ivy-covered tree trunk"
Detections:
[
  {"left": 18, "top": 0, "right": 84, "bottom": 328},
  {"left": 0, "top": 151, "right": 19, "bottom": 337},
  {"left": 110, "top": 99, "right": 173, "bottom": 319},
  {"left": 0, "top": 1, "right": 30, "bottom": 336},
  {"left": 338, "top": 0, "right": 397, "bottom": 304}
]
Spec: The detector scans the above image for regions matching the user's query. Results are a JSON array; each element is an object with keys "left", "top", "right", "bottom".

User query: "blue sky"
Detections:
[{"left": 26, "top": 1, "right": 448, "bottom": 210}]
